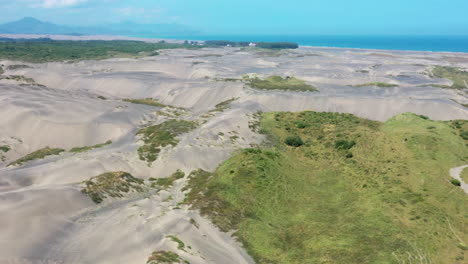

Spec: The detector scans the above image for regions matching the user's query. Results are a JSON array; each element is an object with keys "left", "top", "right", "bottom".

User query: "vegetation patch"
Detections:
[
  {"left": 6, "top": 64, "right": 32, "bottom": 70},
  {"left": 69, "top": 140, "right": 112, "bottom": 153},
  {"left": 8, "top": 147, "right": 65, "bottom": 166},
  {"left": 166, "top": 235, "right": 186, "bottom": 251},
  {"left": 450, "top": 178, "right": 462, "bottom": 186},
  {"left": 149, "top": 170, "right": 185, "bottom": 189},
  {"left": 284, "top": 135, "right": 304, "bottom": 147},
  {"left": 123, "top": 98, "right": 174, "bottom": 108},
  {"left": 0, "top": 40, "right": 200, "bottom": 63},
  {"left": 147, "top": 251, "right": 188, "bottom": 264},
  {"left": 0, "top": 145, "right": 10, "bottom": 153},
  {"left": 137, "top": 120, "right": 197, "bottom": 164},
  {"left": 81, "top": 171, "right": 145, "bottom": 204},
  {"left": 351, "top": 82, "right": 398, "bottom": 88},
  {"left": 210, "top": 98, "right": 238, "bottom": 113},
  {"left": 0, "top": 75, "right": 36, "bottom": 83},
  {"left": 430, "top": 66, "right": 468, "bottom": 89},
  {"left": 183, "top": 111, "right": 468, "bottom": 263},
  {"left": 447, "top": 120, "right": 468, "bottom": 142},
  {"left": 246, "top": 75, "right": 318, "bottom": 92},
  {"left": 461, "top": 167, "right": 468, "bottom": 183}
]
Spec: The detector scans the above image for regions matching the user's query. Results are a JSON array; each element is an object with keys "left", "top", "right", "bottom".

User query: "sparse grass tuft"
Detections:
[
  {"left": 150, "top": 170, "right": 185, "bottom": 189},
  {"left": 247, "top": 75, "right": 318, "bottom": 92},
  {"left": 0, "top": 75, "right": 36, "bottom": 83},
  {"left": 81, "top": 171, "right": 145, "bottom": 204},
  {"left": 210, "top": 98, "right": 238, "bottom": 113},
  {"left": 123, "top": 98, "right": 171, "bottom": 108},
  {"left": 8, "top": 147, "right": 64, "bottom": 166},
  {"left": 430, "top": 66, "right": 468, "bottom": 89},
  {"left": 0, "top": 145, "right": 10, "bottom": 152},
  {"left": 166, "top": 235, "right": 186, "bottom": 251},
  {"left": 6, "top": 64, "right": 32, "bottom": 70},
  {"left": 137, "top": 120, "right": 197, "bottom": 164},
  {"left": 147, "top": 251, "right": 188, "bottom": 264},
  {"left": 69, "top": 140, "right": 112, "bottom": 153},
  {"left": 351, "top": 82, "right": 398, "bottom": 88}
]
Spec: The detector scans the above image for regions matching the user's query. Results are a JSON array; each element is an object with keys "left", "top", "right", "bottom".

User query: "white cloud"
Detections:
[{"left": 42, "top": 0, "right": 89, "bottom": 8}]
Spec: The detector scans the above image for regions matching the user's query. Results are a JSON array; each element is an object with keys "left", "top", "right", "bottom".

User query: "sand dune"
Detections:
[{"left": 0, "top": 44, "right": 467, "bottom": 263}]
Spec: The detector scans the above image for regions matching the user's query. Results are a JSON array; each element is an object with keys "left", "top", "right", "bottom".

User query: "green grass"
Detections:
[
  {"left": 210, "top": 98, "right": 238, "bottom": 113},
  {"left": 0, "top": 40, "right": 200, "bottom": 63},
  {"left": 461, "top": 167, "right": 468, "bottom": 183},
  {"left": 247, "top": 75, "right": 318, "bottom": 92},
  {"left": 0, "top": 145, "right": 10, "bottom": 152},
  {"left": 351, "top": 82, "right": 399, "bottom": 88},
  {"left": 81, "top": 171, "right": 145, "bottom": 204},
  {"left": 69, "top": 140, "right": 112, "bottom": 153},
  {"left": 166, "top": 235, "right": 186, "bottom": 251},
  {"left": 137, "top": 120, "right": 197, "bottom": 164},
  {"left": 183, "top": 111, "right": 468, "bottom": 264},
  {"left": 7, "top": 147, "right": 65, "bottom": 167},
  {"left": 123, "top": 98, "right": 172, "bottom": 108},
  {"left": 431, "top": 66, "right": 468, "bottom": 89},
  {"left": 147, "top": 251, "right": 188, "bottom": 264},
  {"left": 149, "top": 170, "right": 185, "bottom": 189}
]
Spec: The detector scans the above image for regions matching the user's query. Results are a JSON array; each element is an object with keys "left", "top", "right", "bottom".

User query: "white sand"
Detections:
[{"left": 0, "top": 42, "right": 467, "bottom": 264}]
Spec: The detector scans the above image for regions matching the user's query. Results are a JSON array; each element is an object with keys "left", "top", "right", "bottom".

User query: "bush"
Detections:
[
  {"left": 285, "top": 135, "right": 304, "bottom": 147},
  {"left": 450, "top": 179, "right": 461, "bottom": 186},
  {"left": 295, "top": 121, "right": 307, "bottom": 129},
  {"left": 335, "top": 140, "right": 356, "bottom": 150},
  {"left": 460, "top": 131, "right": 468, "bottom": 140}
]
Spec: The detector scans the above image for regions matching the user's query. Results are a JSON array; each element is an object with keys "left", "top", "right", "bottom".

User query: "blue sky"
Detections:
[{"left": 1, "top": 0, "right": 468, "bottom": 35}]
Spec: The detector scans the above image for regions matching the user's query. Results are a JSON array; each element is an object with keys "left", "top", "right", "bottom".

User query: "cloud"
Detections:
[{"left": 42, "top": 0, "right": 89, "bottom": 8}]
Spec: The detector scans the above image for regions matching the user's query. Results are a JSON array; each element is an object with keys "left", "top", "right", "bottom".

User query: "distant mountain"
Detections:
[{"left": 0, "top": 17, "right": 199, "bottom": 36}]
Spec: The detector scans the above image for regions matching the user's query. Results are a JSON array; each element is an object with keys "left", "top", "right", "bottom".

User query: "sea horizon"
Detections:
[{"left": 131, "top": 34, "right": 468, "bottom": 53}]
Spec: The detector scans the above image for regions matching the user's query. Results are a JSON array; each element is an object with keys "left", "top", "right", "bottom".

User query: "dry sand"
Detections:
[{"left": 0, "top": 39, "right": 467, "bottom": 264}]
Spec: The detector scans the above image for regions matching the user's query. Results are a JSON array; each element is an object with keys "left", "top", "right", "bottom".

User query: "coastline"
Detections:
[{"left": 2, "top": 33, "right": 468, "bottom": 54}]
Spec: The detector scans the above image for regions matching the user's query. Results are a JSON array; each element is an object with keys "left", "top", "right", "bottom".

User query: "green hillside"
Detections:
[{"left": 184, "top": 111, "right": 468, "bottom": 264}]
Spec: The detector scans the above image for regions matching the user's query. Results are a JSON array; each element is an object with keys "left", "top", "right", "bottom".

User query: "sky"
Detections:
[{"left": 1, "top": 0, "right": 468, "bottom": 35}]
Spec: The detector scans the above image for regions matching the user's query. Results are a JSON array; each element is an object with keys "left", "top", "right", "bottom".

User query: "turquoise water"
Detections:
[{"left": 134, "top": 35, "right": 468, "bottom": 53}]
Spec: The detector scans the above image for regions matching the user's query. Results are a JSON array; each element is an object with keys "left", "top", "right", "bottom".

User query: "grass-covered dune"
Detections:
[
  {"left": 0, "top": 40, "right": 198, "bottom": 62},
  {"left": 184, "top": 111, "right": 468, "bottom": 264},
  {"left": 246, "top": 75, "right": 318, "bottom": 92},
  {"left": 430, "top": 66, "right": 468, "bottom": 89}
]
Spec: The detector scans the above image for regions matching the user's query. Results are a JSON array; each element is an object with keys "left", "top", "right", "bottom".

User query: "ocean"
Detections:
[{"left": 134, "top": 35, "right": 468, "bottom": 53}]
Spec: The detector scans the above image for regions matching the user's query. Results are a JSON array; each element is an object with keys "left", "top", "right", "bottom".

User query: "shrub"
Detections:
[
  {"left": 285, "top": 135, "right": 304, "bottom": 147},
  {"left": 295, "top": 121, "right": 307, "bottom": 129},
  {"left": 460, "top": 131, "right": 468, "bottom": 140},
  {"left": 450, "top": 179, "right": 461, "bottom": 186},
  {"left": 335, "top": 140, "right": 356, "bottom": 150}
]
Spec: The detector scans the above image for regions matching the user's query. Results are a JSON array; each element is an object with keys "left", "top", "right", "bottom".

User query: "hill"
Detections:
[
  {"left": 184, "top": 112, "right": 468, "bottom": 264},
  {"left": 0, "top": 17, "right": 198, "bottom": 36}
]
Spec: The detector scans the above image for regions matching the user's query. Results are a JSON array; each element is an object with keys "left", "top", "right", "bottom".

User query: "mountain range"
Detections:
[{"left": 0, "top": 17, "right": 198, "bottom": 36}]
